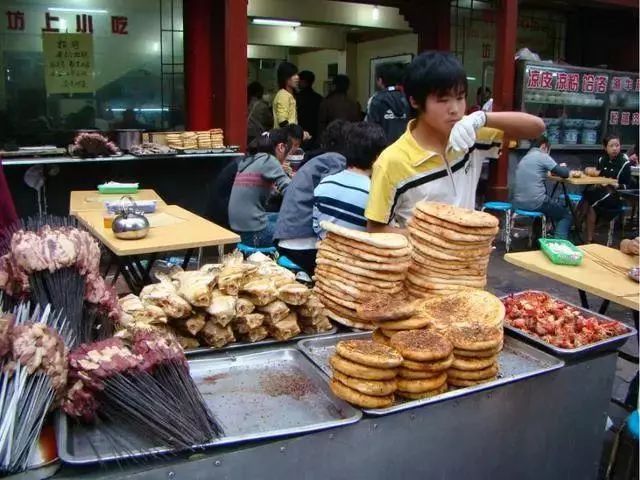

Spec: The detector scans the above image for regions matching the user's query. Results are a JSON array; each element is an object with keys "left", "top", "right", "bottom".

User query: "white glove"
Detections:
[{"left": 449, "top": 111, "right": 487, "bottom": 153}]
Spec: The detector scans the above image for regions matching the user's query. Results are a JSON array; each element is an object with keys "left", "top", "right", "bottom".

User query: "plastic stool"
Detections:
[
  {"left": 481, "top": 202, "right": 513, "bottom": 251},
  {"left": 277, "top": 255, "right": 303, "bottom": 273},
  {"left": 511, "top": 209, "right": 547, "bottom": 249},
  {"left": 559, "top": 193, "right": 582, "bottom": 203},
  {"left": 236, "top": 243, "right": 277, "bottom": 257}
]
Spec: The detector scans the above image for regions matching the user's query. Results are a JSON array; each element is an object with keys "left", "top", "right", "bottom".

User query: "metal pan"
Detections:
[
  {"left": 184, "top": 328, "right": 337, "bottom": 356},
  {"left": 297, "top": 332, "right": 564, "bottom": 416},
  {"left": 500, "top": 290, "right": 637, "bottom": 359},
  {"left": 57, "top": 348, "right": 361, "bottom": 465}
]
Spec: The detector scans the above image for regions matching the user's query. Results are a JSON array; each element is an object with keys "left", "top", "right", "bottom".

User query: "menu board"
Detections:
[{"left": 42, "top": 33, "right": 94, "bottom": 94}]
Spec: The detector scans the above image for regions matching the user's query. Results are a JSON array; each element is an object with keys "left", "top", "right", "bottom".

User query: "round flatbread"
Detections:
[
  {"left": 454, "top": 343, "right": 503, "bottom": 358},
  {"left": 356, "top": 293, "right": 417, "bottom": 322},
  {"left": 319, "top": 242, "right": 410, "bottom": 265},
  {"left": 372, "top": 328, "right": 391, "bottom": 346},
  {"left": 380, "top": 328, "right": 409, "bottom": 338},
  {"left": 411, "top": 248, "right": 489, "bottom": 271},
  {"left": 406, "top": 282, "right": 471, "bottom": 298},
  {"left": 332, "top": 370, "right": 397, "bottom": 396},
  {"left": 314, "top": 278, "right": 364, "bottom": 301},
  {"left": 409, "top": 255, "right": 488, "bottom": 277},
  {"left": 415, "top": 202, "right": 499, "bottom": 229},
  {"left": 330, "top": 354, "right": 397, "bottom": 380},
  {"left": 407, "top": 272, "right": 478, "bottom": 291},
  {"left": 410, "top": 233, "right": 493, "bottom": 260},
  {"left": 416, "top": 290, "right": 505, "bottom": 330},
  {"left": 330, "top": 379, "right": 394, "bottom": 408},
  {"left": 373, "top": 315, "right": 432, "bottom": 330},
  {"left": 402, "top": 354, "right": 454, "bottom": 372},
  {"left": 316, "top": 258, "right": 406, "bottom": 281},
  {"left": 398, "top": 367, "right": 443, "bottom": 379},
  {"left": 314, "top": 284, "right": 361, "bottom": 310},
  {"left": 396, "top": 383, "right": 448, "bottom": 400},
  {"left": 408, "top": 225, "right": 493, "bottom": 251},
  {"left": 408, "top": 268, "right": 487, "bottom": 288},
  {"left": 390, "top": 330, "right": 453, "bottom": 362},
  {"left": 326, "top": 233, "right": 412, "bottom": 258},
  {"left": 448, "top": 363, "right": 499, "bottom": 380},
  {"left": 451, "top": 355, "right": 497, "bottom": 371},
  {"left": 326, "top": 309, "right": 376, "bottom": 330},
  {"left": 396, "top": 372, "right": 447, "bottom": 393},
  {"left": 410, "top": 216, "right": 497, "bottom": 243},
  {"left": 448, "top": 376, "right": 497, "bottom": 388},
  {"left": 413, "top": 209, "right": 499, "bottom": 236},
  {"left": 336, "top": 339, "right": 403, "bottom": 368},
  {"left": 315, "top": 265, "right": 405, "bottom": 291},
  {"left": 321, "top": 222, "right": 409, "bottom": 250},
  {"left": 317, "top": 249, "right": 410, "bottom": 272},
  {"left": 449, "top": 323, "right": 503, "bottom": 351}
]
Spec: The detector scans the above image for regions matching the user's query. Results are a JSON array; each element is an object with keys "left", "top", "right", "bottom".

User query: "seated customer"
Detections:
[
  {"left": 274, "top": 120, "right": 351, "bottom": 274},
  {"left": 228, "top": 129, "right": 291, "bottom": 247},
  {"left": 512, "top": 135, "right": 572, "bottom": 239},
  {"left": 313, "top": 122, "right": 386, "bottom": 238}
]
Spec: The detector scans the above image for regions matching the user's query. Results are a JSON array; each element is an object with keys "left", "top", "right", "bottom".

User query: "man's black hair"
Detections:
[
  {"left": 332, "top": 74, "right": 350, "bottom": 94},
  {"left": 320, "top": 119, "right": 351, "bottom": 154},
  {"left": 248, "top": 128, "right": 289, "bottom": 155},
  {"left": 530, "top": 134, "right": 549, "bottom": 149},
  {"left": 376, "top": 62, "right": 404, "bottom": 87},
  {"left": 299, "top": 70, "right": 315, "bottom": 86},
  {"left": 344, "top": 122, "right": 386, "bottom": 170},
  {"left": 286, "top": 123, "right": 304, "bottom": 141},
  {"left": 248, "top": 81, "right": 264, "bottom": 101},
  {"left": 277, "top": 62, "right": 298, "bottom": 89},
  {"left": 404, "top": 51, "right": 467, "bottom": 112},
  {"left": 602, "top": 132, "right": 621, "bottom": 148}
]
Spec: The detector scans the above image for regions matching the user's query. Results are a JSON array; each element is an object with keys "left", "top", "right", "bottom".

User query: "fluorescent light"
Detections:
[
  {"left": 372, "top": 5, "right": 380, "bottom": 20},
  {"left": 252, "top": 18, "right": 301, "bottom": 27},
  {"left": 466, "top": 76, "right": 477, "bottom": 81},
  {"left": 48, "top": 7, "right": 108, "bottom": 14},
  {"left": 109, "top": 108, "right": 169, "bottom": 112}
]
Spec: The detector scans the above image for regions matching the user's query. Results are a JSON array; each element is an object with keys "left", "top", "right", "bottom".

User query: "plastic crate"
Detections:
[{"left": 539, "top": 238, "right": 584, "bottom": 266}]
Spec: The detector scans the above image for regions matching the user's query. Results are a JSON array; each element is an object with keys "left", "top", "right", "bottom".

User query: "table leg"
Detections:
[
  {"left": 182, "top": 249, "right": 194, "bottom": 270},
  {"left": 562, "top": 183, "right": 583, "bottom": 244},
  {"left": 550, "top": 182, "right": 560, "bottom": 199},
  {"left": 116, "top": 256, "right": 140, "bottom": 293},
  {"left": 598, "top": 299, "right": 610, "bottom": 315},
  {"left": 142, "top": 253, "right": 158, "bottom": 283},
  {"left": 218, "top": 245, "right": 225, "bottom": 262},
  {"left": 197, "top": 248, "right": 203, "bottom": 268},
  {"left": 578, "top": 289, "right": 590, "bottom": 309}
]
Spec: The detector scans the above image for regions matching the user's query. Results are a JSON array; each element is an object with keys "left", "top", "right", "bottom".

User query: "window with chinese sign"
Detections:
[
  {"left": 607, "top": 74, "right": 640, "bottom": 147},
  {"left": 0, "top": 0, "right": 184, "bottom": 148}
]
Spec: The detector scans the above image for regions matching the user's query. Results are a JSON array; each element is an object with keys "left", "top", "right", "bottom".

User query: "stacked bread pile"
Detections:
[
  {"left": 181, "top": 131, "right": 198, "bottom": 150},
  {"left": 389, "top": 330, "right": 452, "bottom": 399},
  {"left": 166, "top": 132, "right": 183, "bottom": 149},
  {"left": 211, "top": 128, "right": 225, "bottom": 148},
  {"left": 417, "top": 290, "right": 505, "bottom": 388},
  {"left": 329, "top": 339, "right": 402, "bottom": 408},
  {"left": 314, "top": 222, "right": 411, "bottom": 330},
  {"left": 406, "top": 202, "right": 499, "bottom": 298},
  {"left": 196, "top": 131, "right": 214, "bottom": 149},
  {"left": 357, "top": 293, "right": 429, "bottom": 345}
]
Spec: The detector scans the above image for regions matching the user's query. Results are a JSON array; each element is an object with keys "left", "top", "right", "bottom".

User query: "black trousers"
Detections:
[{"left": 276, "top": 246, "right": 317, "bottom": 276}]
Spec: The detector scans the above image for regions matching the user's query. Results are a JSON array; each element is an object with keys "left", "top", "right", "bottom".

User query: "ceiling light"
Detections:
[
  {"left": 466, "top": 76, "right": 477, "bottom": 81},
  {"left": 372, "top": 5, "right": 380, "bottom": 20},
  {"left": 48, "top": 7, "right": 108, "bottom": 14},
  {"left": 252, "top": 18, "right": 301, "bottom": 27}
]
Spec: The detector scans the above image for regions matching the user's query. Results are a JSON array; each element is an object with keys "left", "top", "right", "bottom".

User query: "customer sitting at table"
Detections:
[
  {"left": 512, "top": 134, "right": 572, "bottom": 239},
  {"left": 228, "top": 129, "right": 292, "bottom": 247},
  {"left": 581, "top": 133, "right": 632, "bottom": 244}
]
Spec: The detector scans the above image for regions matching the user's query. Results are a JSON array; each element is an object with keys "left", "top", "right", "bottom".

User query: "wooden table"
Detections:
[
  {"left": 505, "top": 244, "right": 639, "bottom": 311},
  {"left": 76, "top": 204, "right": 239, "bottom": 291},
  {"left": 69, "top": 189, "right": 166, "bottom": 215}
]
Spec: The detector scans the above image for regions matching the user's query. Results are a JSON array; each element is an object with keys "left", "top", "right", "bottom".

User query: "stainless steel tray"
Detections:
[
  {"left": 297, "top": 332, "right": 564, "bottom": 416},
  {"left": 56, "top": 348, "right": 361, "bottom": 465},
  {"left": 184, "top": 328, "right": 337, "bottom": 356},
  {"left": 501, "top": 291, "right": 637, "bottom": 359}
]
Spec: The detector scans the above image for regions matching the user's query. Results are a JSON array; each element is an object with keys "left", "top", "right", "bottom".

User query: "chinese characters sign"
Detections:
[
  {"left": 526, "top": 68, "right": 611, "bottom": 93},
  {"left": 42, "top": 33, "right": 94, "bottom": 94},
  {"left": 5, "top": 10, "right": 128, "bottom": 34}
]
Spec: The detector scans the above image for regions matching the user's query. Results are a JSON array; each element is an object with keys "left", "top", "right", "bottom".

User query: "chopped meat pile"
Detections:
[{"left": 503, "top": 292, "right": 629, "bottom": 349}]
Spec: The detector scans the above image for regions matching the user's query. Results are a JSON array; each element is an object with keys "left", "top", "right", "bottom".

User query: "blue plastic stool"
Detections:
[
  {"left": 559, "top": 193, "right": 582, "bottom": 203},
  {"left": 628, "top": 410, "right": 639, "bottom": 440},
  {"left": 481, "top": 201, "right": 513, "bottom": 251},
  {"left": 511, "top": 209, "right": 547, "bottom": 249},
  {"left": 277, "top": 255, "right": 303, "bottom": 273},
  {"left": 236, "top": 243, "right": 277, "bottom": 257}
]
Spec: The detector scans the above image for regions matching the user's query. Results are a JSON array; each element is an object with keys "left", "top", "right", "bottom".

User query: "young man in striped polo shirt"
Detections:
[
  {"left": 313, "top": 122, "right": 387, "bottom": 238},
  {"left": 365, "top": 51, "right": 545, "bottom": 234}
]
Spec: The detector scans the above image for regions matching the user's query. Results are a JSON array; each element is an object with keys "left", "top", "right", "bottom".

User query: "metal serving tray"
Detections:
[
  {"left": 57, "top": 348, "right": 361, "bottom": 465},
  {"left": 184, "top": 328, "right": 337, "bottom": 356},
  {"left": 501, "top": 291, "right": 637, "bottom": 359},
  {"left": 297, "top": 332, "right": 564, "bottom": 416}
]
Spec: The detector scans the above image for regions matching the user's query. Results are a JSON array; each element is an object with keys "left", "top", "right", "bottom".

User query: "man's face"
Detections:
[
  {"left": 412, "top": 89, "right": 466, "bottom": 137},
  {"left": 289, "top": 138, "right": 301, "bottom": 151},
  {"left": 299, "top": 78, "right": 309, "bottom": 90},
  {"left": 287, "top": 74, "right": 300, "bottom": 91}
]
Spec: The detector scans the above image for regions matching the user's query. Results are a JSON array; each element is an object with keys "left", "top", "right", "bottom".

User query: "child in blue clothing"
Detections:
[{"left": 313, "top": 122, "right": 386, "bottom": 238}]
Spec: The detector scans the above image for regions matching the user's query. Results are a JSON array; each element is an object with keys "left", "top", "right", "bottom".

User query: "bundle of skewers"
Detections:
[
  {"left": 0, "top": 302, "right": 72, "bottom": 476},
  {"left": 63, "top": 330, "right": 223, "bottom": 451},
  {"left": 0, "top": 216, "right": 120, "bottom": 345}
]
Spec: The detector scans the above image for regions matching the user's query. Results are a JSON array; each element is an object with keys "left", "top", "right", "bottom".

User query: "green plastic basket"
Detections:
[
  {"left": 539, "top": 238, "right": 584, "bottom": 266},
  {"left": 97, "top": 184, "right": 139, "bottom": 194}
]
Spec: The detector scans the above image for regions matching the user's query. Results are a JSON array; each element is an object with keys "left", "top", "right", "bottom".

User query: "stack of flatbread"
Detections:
[
  {"left": 181, "top": 131, "right": 198, "bottom": 150},
  {"left": 196, "top": 131, "right": 214, "bottom": 149},
  {"left": 357, "top": 293, "right": 429, "bottom": 345},
  {"left": 417, "top": 290, "right": 505, "bottom": 388},
  {"left": 313, "top": 222, "right": 411, "bottom": 330},
  {"left": 406, "top": 202, "right": 499, "bottom": 298},
  {"left": 211, "top": 128, "right": 225, "bottom": 148},
  {"left": 166, "top": 132, "right": 183, "bottom": 149}
]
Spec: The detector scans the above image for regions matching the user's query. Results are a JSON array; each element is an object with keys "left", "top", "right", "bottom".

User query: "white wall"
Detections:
[
  {"left": 294, "top": 49, "right": 345, "bottom": 96},
  {"left": 353, "top": 33, "right": 418, "bottom": 107}
]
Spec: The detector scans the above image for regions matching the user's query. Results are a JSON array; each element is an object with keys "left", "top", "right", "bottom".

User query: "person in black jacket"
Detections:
[
  {"left": 365, "top": 62, "right": 410, "bottom": 144},
  {"left": 582, "top": 133, "right": 632, "bottom": 243},
  {"left": 296, "top": 71, "right": 322, "bottom": 149}
]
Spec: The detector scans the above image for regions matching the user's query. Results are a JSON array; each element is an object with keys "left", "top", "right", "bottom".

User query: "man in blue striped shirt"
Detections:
[{"left": 313, "top": 122, "right": 387, "bottom": 238}]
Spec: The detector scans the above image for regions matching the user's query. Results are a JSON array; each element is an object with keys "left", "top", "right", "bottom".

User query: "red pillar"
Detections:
[
  {"left": 488, "top": 0, "right": 518, "bottom": 201},
  {"left": 224, "top": 0, "right": 248, "bottom": 151},
  {"left": 212, "top": 0, "right": 226, "bottom": 128},
  {"left": 401, "top": 0, "right": 450, "bottom": 53},
  {"left": 184, "top": 0, "right": 215, "bottom": 130}
]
